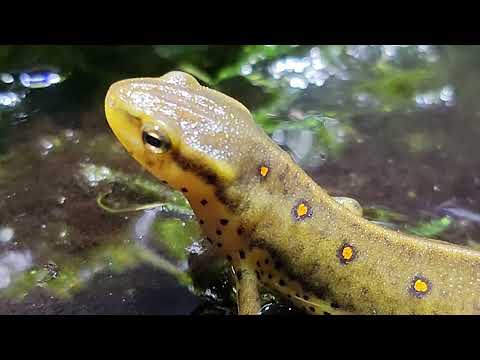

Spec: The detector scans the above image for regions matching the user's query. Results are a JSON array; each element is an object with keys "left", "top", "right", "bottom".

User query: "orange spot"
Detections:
[
  {"left": 297, "top": 203, "right": 308, "bottom": 217},
  {"left": 342, "top": 246, "right": 353, "bottom": 260},
  {"left": 260, "top": 166, "right": 269, "bottom": 177},
  {"left": 414, "top": 279, "right": 428, "bottom": 293}
]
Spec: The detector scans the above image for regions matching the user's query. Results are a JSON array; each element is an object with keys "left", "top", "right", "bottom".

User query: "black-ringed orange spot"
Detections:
[
  {"left": 410, "top": 275, "right": 431, "bottom": 298},
  {"left": 337, "top": 243, "right": 357, "bottom": 265},
  {"left": 414, "top": 279, "right": 428, "bottom": 292},
  {"left": 292, "top": 199, "right": 313, "bottom": 221},
  {"left": 258, "top": 165, "right": 270, "bottom": 178}
]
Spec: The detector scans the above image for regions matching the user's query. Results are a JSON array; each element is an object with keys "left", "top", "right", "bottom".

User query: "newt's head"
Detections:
[{"left": 105, "top": 71, "right": 266, "bottom": 191}]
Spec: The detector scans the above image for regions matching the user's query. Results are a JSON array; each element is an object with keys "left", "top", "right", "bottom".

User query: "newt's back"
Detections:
[{"left": 105, "top": 71, "right": 480, "bottom": 314}]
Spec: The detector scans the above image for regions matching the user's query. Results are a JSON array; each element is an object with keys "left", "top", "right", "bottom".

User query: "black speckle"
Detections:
[
  {"left": 303, "top": 295, "right": 310, "bottom": 301},
  {"left": 295, "top": 293, "right": 300, "bottom": 298},
  {"left": 279, "top": 279, "right": 286, "bottom": 286},
  {"left": 237, "top": 227, "right": 244, "bottom": 236},
  {"left": 331, "top": 302, "right": 340, "bottom": 309},
  {"left": 309, "top": 306, "right": 315, "bottom": 312},
  {"left": 287, "top": 294, "right": 292, "bottom": 298},
  {"left": 264, "top": 259, "right": 270, "bottom": 265},
  {"left": 256, "top": 261, "right": 261, "bottom": 267},
  {"left": 268, "top": 274, "right": 273, "bottom": 279},
  {"left": 236, "top": 271, "right": 242, "bottom": 281},
  {"left": 226, "top": 255, "right": 232, "bottom": 262},
  {"left": 216, "top": 243, "right": 223, "bottom": 248},
  {"left": 216, "top": 229, "right": 222, "bottom": 236},
  {"left": 274, "top": 261, "right": 282, "bottom": 270},
  {"left": 260, "top": 270, "right": 264, "bottom": 276},
  {"left": 255, "top": 271, "right": 260, "bottom": 280},
  {"left": 206, "top": 237, "right": 212, "bottom": 244},
  {"left": 200, "top": 199, "right": 208, "bottom": 206},
  {"left": 181, "top": 187, "right": 188, "bottom": 193},
  {"left": 323, "top": 311, "right": 331, "bottom": 315},
  {"left": 161, "top": 180, "right": 169, "bottom": 185},
  {"left": 239, "top": 250, "right": 246, "bottom": 259},
  {"left": 220, "top": 219, "right": 229, "bottom": 226},
  {"left": 199, "top": 219, "right": 204, "bottom": 225}
]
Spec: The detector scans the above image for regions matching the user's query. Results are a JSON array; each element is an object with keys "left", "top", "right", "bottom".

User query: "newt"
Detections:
[{"left": 104, "top": 71, "right": 480, "bottom": 315}]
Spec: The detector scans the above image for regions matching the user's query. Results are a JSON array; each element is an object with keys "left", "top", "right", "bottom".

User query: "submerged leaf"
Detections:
[
  {"left": 363, "top": 206, "right": 409, "bottom": 223},
  {"left": 405, "top": 216, "right": 452, "bottom": 238},
  {"left": 78, "top": 163, "right": 191, "bottom": 210},
  {"left": 152, "top": 218, "right": 201, "bottom": 262}
]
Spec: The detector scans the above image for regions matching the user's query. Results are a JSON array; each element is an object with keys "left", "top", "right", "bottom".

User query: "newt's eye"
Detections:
[{"left": 142, "top": 129, "right": 171, "bottom": 154}]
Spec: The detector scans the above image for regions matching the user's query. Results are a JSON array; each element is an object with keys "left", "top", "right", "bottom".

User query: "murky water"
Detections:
[{"left": 1, "top": 45, "right": 480, "bottom": 314}]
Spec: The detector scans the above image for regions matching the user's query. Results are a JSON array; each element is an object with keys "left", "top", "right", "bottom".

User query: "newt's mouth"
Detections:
[{"left": 105, "top": 84, "right": 145, "bottom": 156}]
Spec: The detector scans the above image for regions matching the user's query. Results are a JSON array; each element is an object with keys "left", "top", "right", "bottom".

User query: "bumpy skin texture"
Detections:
[{"left": 105, "top": 71, "right": 480, "bottom": 315}]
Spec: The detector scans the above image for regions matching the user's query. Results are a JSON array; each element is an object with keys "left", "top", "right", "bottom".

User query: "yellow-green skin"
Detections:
[{"left": 105, "top": 71, "right": 480, "bottom": 315}]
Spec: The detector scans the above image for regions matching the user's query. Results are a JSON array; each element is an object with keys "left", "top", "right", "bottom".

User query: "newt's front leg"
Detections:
[{"left": 233, "top": 262, "right": 261, "bottom": 315}]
